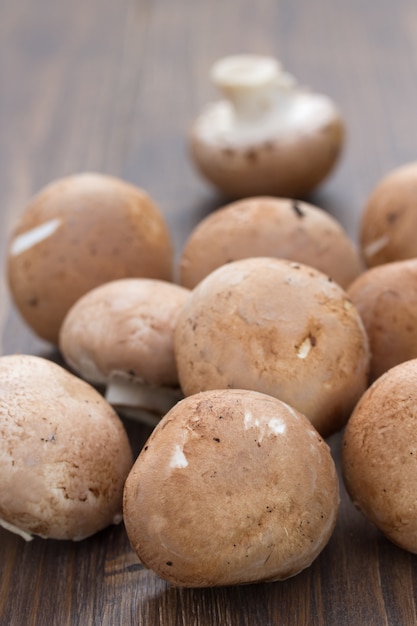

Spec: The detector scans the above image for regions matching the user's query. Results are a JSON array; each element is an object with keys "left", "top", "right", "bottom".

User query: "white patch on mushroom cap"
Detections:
[
  {"left": 363, "top": 234, "right": 390, "bottom": 259},
  {"left": 268, "top": 417, "right": 287, "bottom": 435},
  {"left": 170, "top": 444, "right": 188, "bottom": 469},
  {"left": 297, "top": 335, "right": 313, "bottom": 359},
  {"left": 244, "top": 409, "right": 287, "bottom": 442},
  {"left": 9, "top": 218, "right": 61, "bottom": 256}
]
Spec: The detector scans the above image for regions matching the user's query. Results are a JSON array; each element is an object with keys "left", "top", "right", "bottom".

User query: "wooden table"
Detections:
[{"left": 1, "top": 0, "right": 417, "bottom": 623}]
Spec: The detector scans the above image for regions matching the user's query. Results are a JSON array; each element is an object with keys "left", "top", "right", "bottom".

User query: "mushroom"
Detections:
[
  {"left": 123, "top": 388, "right": 340, "bottom": 587},
  {"left": 0, "top": 354, "right": 133, "bottom": 541},
  {"left": 342, "top": 359, "right": 417, "bottom": 553},
  {"left": 360, "top": 161, "right": 417, "bottom": 267},
  {"left": 189, "top": 54, "right": 345, "bottom": 199},
  {"left": 59, "top": 278, "right": 190, "bottom": 425},
  {"left": 347, "top": 258, "right": 417, "bottom": 382},
  {"left": 179, "top": 196, "right": 362, "bottom": 289},
  {"left": 174, "top": 257, "right": 370, "bottom": 437},
  {"left": 7, "top": 172, "right": 174, "bottom": 344}
]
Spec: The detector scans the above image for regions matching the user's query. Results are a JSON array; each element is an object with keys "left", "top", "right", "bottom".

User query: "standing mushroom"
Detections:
[
  {"left": 174, "top": 257, "right": 369, "bottom": 437},
  {"left": 190, "top": 54, "right": 345, "bottom": 199},
  {"left": 59, "top": 278, "right": 190, "bottom": 425},
  {"left": 7, "top": 172, "right": 174, "bottom": 344},
  {"left": 0, "top": 354, "right": 133, "bottom": 541},
  {"left": 179, "top": 196, "right": 362, "bottom": 289}
]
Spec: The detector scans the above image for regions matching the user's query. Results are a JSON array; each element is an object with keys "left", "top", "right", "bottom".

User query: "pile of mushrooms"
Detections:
[{"left": 6, "top": 56, "right": 417, "bottom": 588}]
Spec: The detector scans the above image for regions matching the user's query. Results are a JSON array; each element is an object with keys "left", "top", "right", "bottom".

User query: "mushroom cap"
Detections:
[
  {"left": 7, "top": 172, "right": 174, "bottom": 344},
  {"left": 179, "top": 197, "right": 362, "bottom": 289},
  {"left": 190, "top": 55, "right": 344, "bottom": 199},
  {"left": 342, "top": 359, "right": 417, "bottom": 553},
  {"left": 347, "top": 259, "right": 417, "bottom": 382},
  {"left": 360, "top": 161, "right": 417, "bottom": 267},
  {"left": 59, "top": 278, "right": 190, "bottom": 387},
  {"left": 123, "top": 388, "right": 340, "bottom": 587},
  {"left": 0, "top": 354, "right": 133, "bottom": 541},
  {"left": 174, "top": 257, "right": 370, "bottom": 437}
]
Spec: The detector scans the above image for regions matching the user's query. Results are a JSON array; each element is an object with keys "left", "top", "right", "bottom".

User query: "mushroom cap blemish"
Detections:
[{"left": 123, "top": 388, "right": 340, "bottom": 587}]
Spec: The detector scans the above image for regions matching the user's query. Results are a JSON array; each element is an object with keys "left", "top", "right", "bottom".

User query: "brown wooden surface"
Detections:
[{"left": 1, "top": 0, "right": 417, "bottom": 624}]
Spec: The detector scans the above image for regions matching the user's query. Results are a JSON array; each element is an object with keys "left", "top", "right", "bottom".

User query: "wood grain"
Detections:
[{"left": 1, "top": 0, "right": 417, "bottom": 624}]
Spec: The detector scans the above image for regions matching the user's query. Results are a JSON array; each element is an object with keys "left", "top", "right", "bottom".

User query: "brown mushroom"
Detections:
[
  {"left": 174, "top": 257, "right": 370, "bottom": 437},
  {"left": 342, "top": 359, "right": 417, "bottom": 553},
  {"left": 190, "top": 54, "right": 345, "bottom": 199},
  {"left": 0, "top": 354, "right": 133, "bottom": 541},
  {"left": 123, "top": 388, "right": 340, "bottom": 587},
  {"left": 179, "top": 196, "right": 362, "bottom": 289},
  {"left": 7, "top": 172, "right": 174, "bottom": 344},
  {"left": 360, "top": 161, "right": 417, "bottom": 267},
  {"left": 347, "top": 258, "right": 417, "bottom": 382},
  {"left": 59, "top": 278, "right": 190, "bottom": 425}
]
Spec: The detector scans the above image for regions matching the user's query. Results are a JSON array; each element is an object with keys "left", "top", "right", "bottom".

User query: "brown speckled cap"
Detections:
[
  {"left": 360, "top": 161, "right": 417, "bottom": 267},
  {"left": 59, "top": 278, "right": 190, "bottom": 422},
  {"left": 179, "top": 197, "right": 362, "bottom": 289},
  {"left": 0, "top": 354, "right": 133, "bottom": 541},
  {"left": 175, "top": 257, "right": 370, "bottom": 437},
  {"left": 7, "top": 172, "right": 173, "bottom": 344},
  {"left": 123, "top": 388, "right": 339, "bottom": 587},
  {"left": 342, "top": 359, "right": 417, "bottom": 553},
  {"left": 347, "top": 258, "right": 417, "bottom": 381},
  {"left": 59, "top": 278, "right": 190, "bottom": 388}
]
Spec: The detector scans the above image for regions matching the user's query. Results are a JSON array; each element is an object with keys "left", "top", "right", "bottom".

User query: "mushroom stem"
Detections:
[
  {"left": 211, "top": 54, "right": 296, "bottom": 123},
  {"left": 105, "top": 372, "right": 183, "bottom": 426}
]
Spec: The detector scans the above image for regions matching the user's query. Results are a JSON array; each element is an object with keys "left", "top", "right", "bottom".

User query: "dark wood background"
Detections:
[{"left": 2, "top": 0, "right": 417, "bottom": 624}]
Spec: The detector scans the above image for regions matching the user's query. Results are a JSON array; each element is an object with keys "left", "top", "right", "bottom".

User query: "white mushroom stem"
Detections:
[
  {"left": 105, "top": 372, "right": 183, "bottom": 427},
  {"left": 211, "top": 54, "right": 296, "bottom": 123}
]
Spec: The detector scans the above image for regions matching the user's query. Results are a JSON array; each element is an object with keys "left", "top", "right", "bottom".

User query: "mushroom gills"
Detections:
[{"left": 105, "top": 372, "right": 183, "bottom": 426}]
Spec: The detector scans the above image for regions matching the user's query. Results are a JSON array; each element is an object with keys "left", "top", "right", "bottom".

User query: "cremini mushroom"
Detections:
[
  {"left": 342, "top": 359, "right": 417, "bottom": 553},
  {"left": 347, "top": 258, "right": 417, "bottom": 382},
  {"left": 174, "top": 257, "right": 370, "bottom": 437},
  {"left": 179, "top": 196, "right": 362, "bottom": 289},
  {"left": 360, "top": 161, "right": 417, "bottom": 268},
  {"left": 59, "top": 278, "right": 190, "bottom": 425},
  {"left": 7, "top": 172, "right": 174, "bottom": 344},
  {"left": 189, "top": 54, "right": 345, "bottom": 199},
  {"left": 123, "top": 388, "right": 340, "bottom": 587},
  {"left": 0, "top": 354, "right": 133, "bottom": 541}
]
